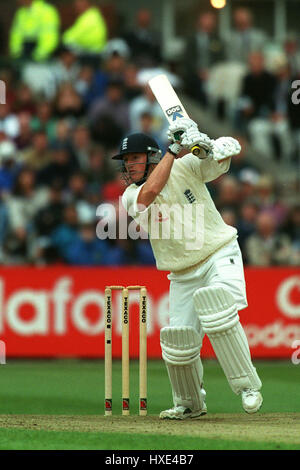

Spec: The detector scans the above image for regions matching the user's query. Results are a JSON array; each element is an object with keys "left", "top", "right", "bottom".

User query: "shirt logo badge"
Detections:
[{"left": 184, "top": 189, "right": 196, "bottom": 203}]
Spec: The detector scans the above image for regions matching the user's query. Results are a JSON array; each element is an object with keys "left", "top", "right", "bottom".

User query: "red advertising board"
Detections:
[{"left": 0, "top": 267, "right": 299, "bottom": 358}]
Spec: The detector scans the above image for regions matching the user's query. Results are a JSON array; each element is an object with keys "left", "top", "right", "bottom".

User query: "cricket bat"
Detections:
[{"left": 148, "top": 74, "right": 205, "bottom": 157}]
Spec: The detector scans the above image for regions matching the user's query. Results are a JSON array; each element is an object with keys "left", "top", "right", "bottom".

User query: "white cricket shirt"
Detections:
[{"left": 122, "top": 154, "right": 237, "bottom": 272}]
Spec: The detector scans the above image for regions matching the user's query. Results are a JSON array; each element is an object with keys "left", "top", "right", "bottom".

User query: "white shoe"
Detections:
[
  {"left": 241, "top": 389, "right": 263, "bottom": 414},
  {"left": 159, "top": 403, "right": 207, "bottom": 420}
]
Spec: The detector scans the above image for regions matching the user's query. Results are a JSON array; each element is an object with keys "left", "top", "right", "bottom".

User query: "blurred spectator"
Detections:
[
  {"left": 220, "top": 208, "right": 237, "bottom": 228},
  {"left": 84, "top": 145, "right": 115, "bottom": 187},
  {"left": 238, "top": 168, "right": 260, "bottom": 203},
  {"left": 54, "top": 83, "right": 85, "bottom": 121},
  {"left": 15, "top": 112, "right": 33, "bottom": 150},
  {"left": 22, "top": 61, "right": 57, "bottom": 99},
  {"left": 284, "top": 33, "right": 300, "bottom": 76},
  {"left": 103, "top": 39, "right": 131, "bottom": 66},
  {"left": 89, "top": 79, "right": 130, "bottom": 148},
  {"left": 50, "top": 46, "right": 81, "bottom": 92},
  {"left": 0, "top": 192, "right": 9, "bottom": 261},
  {"left": 236, "top": 200, "right": 259, "bottom": 263},
  {"left": 245, "top": 211, "right": 292, "bottom": 266},
  {"left": 215, "top": 175, "right": 241, "bottom": 217},
  {"left": 183, "top": 11, "right": 225, "bottom": 105},
  {"left": 138, "top": 111, "right": 166, "bottom": 152},
  {"left": 123, "top": 8, "right": 161, "bottom": 67},
  {"left": 0, "top": 133, "right": 6, "bottom": 145},
  {"left": 30, "top": 101, "right": 57, "bottom": 141},
  {"left": 0, "top": 102, "right": 20, "bottom": 139},
  {"left": 85, "top": 43, "right": 130, "bottom": 110},
  {"left": 9, "top": 0, "right": 60, "bottom": 62},
  {"left": 5, "top": 167, "right": 49, "bottom": 263},
  {"left": 22, "top": 130, "right": 52, "bottom": 170},
  {"left": 206, "top": 61, "right": 248, "bottom": 120},
  {"left": 37, "top": 144, "right": 78, "bottom": 188},
  {"left": 64, "top": 221, "right": 114, "bottom": 265},
  {"left": 225, "top": 8, "right": 267, "bottom": 64},
  {"left": 70, "top": 122, "right": 92, "bottom": 170},
  {"left": 268, "top": 59, "right": 293, "bottom": 162},
  {"left": 13, "top": 83, "right": 36, "bottom": 116},
  {"left": 6, "top": 167, "right": 49, "bottom": 230},
  {"left": 123, "top": 63, "right": 142, "bottom": 100},
  {"left": 74, "top": 65, "right": 95, "bottom": 105},
  {"left": 51, "top": 204, "right": 79, "bottom": 261},
  {"left": 34, "top": 181, "right": 65, "bottom": 236},
  {"left": 280, "top": 204, "right": 300, "bottom": 265},
  {"left": 52, "top": 119, "right": 73, "bottom": 148},
  {"left": 0, "top": 140, "right": 21, "bottom": 193},
  {"left": 32, "top": 181, "right": 65, "bottom": 264},
  {"left": 102, "top": 172, "right": 125, "bottom": 204},
  {"left": 254, "top": 175, "right": 289, "bottom": 227},
  {"left": 236, "top": 52, "right": 276, "bottom": 139},
  {"left": 66, "top": 172, "right": 87, "bottom": 203},
  {"left": 129, "top": 83, "right": 168, "bottom": 144},
  {"left": 62, "top": 0, "right": 107, "bottom": 64},
  {"left": 245, "top": 57, "right": 294, "bottom": 162}
]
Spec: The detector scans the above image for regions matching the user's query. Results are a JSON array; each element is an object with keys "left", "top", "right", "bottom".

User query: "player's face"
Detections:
[{"left": 123, "top": 153, "right": 147, "bottom": 183}]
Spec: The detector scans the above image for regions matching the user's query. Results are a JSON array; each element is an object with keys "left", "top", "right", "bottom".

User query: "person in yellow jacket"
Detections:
[
  {"left": 9, "top": 0, "right": 60, "bottom": 62},
  {"left": 63, "top": 0, "right": 107, "bottom": 55}
]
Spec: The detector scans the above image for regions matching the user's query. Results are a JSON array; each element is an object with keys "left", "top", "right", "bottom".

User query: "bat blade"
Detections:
[
  {"left": 148, "top": 74, "right": 189, "bottom": 123},
  {"left": 148, "top": 74, "right": 203, "bottom": 157}
]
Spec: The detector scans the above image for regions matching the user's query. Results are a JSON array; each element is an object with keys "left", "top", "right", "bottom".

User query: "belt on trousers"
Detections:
[{"left": 170, "top": 237, "right": 237, "bottom": 276}]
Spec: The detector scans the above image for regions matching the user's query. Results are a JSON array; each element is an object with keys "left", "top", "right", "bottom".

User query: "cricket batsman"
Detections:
[{"left": 113, "top": 118, "right": 263, "bottom": 419}]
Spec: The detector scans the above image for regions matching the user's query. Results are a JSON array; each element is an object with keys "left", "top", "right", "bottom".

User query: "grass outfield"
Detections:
[{"left": 0, "top": 359, "right": 299, "bottom": 450}]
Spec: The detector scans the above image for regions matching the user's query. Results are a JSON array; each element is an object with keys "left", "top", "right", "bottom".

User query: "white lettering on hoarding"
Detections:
[
  {"left": 245, "top": 322, "right": 300, "bottom": 348},
  {"left": 0, "top": 340, "right": 6, "bottom": 364},
  {"left": 6, "top": 290, "right": 48, "bottom": 335},
  {"left": 72, "top": 291, "right": 104, "bottom": 334},
  {"left": 276, "top": 275, "right": 300, "bottom": 319},
  {"left": 0, "top": 277, "right": 299, "bottom": 354},
  {"left": 52, "top": 278, "right": 72, "bottom": 334},
  {"left": 291, "top": 340, "right": 300, "bottom": 365}
]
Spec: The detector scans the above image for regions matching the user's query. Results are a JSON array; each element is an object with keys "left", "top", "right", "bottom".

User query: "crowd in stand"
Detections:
[
  {"left": 183, "top": 7, "right": 300, "bottom": 166},
  {"left": 0, "top": 0, "right": 299, "bottom": 267}
]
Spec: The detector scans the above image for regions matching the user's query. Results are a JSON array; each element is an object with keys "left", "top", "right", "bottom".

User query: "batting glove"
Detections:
[
  {"left": 211, "top": 137, "right": 241, "bottom": 162},
  {"left": 180, "top": 127, "right": 213, "bottom": 156},
  {"left": 167, "top": 118, "right": 198, "bottom": 143},
  {"left": 168, "top": 142, "right": 183, "bottom": 156}
]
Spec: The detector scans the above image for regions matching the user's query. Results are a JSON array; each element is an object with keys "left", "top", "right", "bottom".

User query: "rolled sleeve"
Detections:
[
  {"left": 122, "top": 184, "right": 151, "bottom": 218},
  {"left": 180, "top": 153, "right": 231, "bottom": 182}
]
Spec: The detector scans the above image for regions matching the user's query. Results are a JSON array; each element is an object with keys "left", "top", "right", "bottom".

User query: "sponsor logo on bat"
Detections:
[{"left": 166, "top": 105, "right": 184, "bottom": 120}]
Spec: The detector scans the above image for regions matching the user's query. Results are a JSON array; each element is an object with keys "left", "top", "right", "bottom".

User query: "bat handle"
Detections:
[
  {"left": 191, "top": 145, "right": 201, "bottom": 156},
  {"left": 191, "top": 145, "right": 208, "bottom": 159},
  {"left": 174, "top": 132, "right": 207, "bottom": 158}
]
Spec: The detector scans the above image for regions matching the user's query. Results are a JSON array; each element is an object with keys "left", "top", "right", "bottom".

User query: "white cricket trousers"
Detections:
[{"left": 167, "top": 239, "right": 247, "bottom": 337}]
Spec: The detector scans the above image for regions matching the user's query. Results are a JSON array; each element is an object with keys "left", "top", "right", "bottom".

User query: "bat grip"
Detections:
[
  {"left": 174, "top": 132, "right": 206, "bottom": 158},
  {"left": 191, "top": 145, "right": 202, "bottom": 156}
]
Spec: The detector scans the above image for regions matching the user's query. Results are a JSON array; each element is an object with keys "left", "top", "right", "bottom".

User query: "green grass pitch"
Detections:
[{"left": 0, "top": 359, "right": 299, "bottom": 450}]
